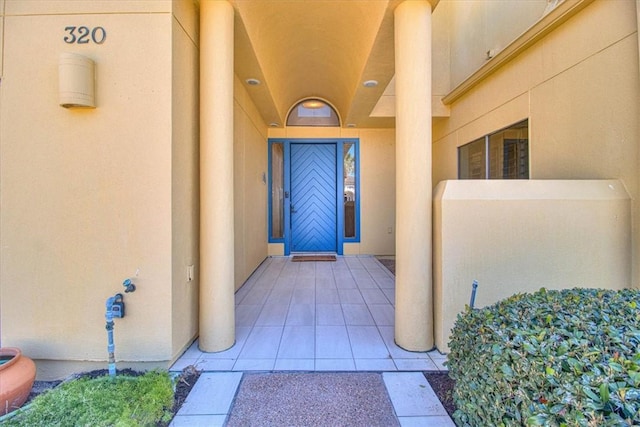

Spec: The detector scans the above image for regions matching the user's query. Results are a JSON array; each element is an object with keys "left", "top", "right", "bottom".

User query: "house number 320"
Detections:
[{"left": 63, "top": 26, "right": 107, "bottom": 44}]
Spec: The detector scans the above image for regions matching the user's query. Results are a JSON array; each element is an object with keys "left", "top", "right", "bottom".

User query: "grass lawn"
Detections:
[{"left": 1, "top": 370, "right": 185, "bottom": 427}]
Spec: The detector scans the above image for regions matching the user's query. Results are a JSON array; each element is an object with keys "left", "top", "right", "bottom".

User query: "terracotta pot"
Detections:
[{"left": 0, "top": 347, "right": 36, "bottom": 416}]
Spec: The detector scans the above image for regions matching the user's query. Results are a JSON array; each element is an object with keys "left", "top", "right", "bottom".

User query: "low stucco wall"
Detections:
[{"left": 434, "top": 180, "right": 631, "bottom": 352}]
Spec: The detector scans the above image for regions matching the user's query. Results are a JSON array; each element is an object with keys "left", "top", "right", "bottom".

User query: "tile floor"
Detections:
[
  {"left": 170, "top": 256, "right": 448, "bottom": 373},
  {"left": 170, "top": 256, "right": 454, "bottom": 426}
]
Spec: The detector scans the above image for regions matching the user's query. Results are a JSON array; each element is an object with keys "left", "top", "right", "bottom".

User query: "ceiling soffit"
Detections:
[
  {"left": 233, "top": 13, "right": 281, "bottom": 127},
  {"left": 231, "top": 0, "right": 393, "bottom": 128}
]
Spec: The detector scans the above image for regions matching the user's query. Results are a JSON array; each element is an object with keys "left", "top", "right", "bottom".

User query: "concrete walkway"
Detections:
[
  {"left": 169, "top": 256, "right": 454, "bottom": 426},
  {"left": 170, "top": 371, "right": 454, "bottom": 426}
]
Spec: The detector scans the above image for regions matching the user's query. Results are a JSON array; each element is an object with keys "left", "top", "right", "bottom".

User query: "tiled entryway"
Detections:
[{"left": 170, "top": 256, "right": 447, "bottom": 373}]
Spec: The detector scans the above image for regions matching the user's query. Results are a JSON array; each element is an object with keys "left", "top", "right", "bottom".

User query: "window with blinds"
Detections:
[{"left": 458, "top": 119, "right": 529, "bottom": 180}]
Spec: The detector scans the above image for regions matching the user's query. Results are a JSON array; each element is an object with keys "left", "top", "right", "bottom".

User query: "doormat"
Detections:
[
  {"left": 226, "top": 372, "right": 399, "bottom": 427},
  {"left": 291, "top": 255, "right": 337, "bottom": 262}
]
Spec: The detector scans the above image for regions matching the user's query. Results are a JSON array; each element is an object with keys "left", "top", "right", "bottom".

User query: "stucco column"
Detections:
[
  {"left": 394, "top": 0, "right": 433, "bottom": 351},
  {"left": 199, "top": 0, "right": 235, "bottom": 352}
]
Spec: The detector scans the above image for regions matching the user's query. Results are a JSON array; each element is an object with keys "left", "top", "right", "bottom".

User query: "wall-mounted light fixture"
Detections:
[{"left": 59, "top": 53, "right": 96, "bottom": 108}]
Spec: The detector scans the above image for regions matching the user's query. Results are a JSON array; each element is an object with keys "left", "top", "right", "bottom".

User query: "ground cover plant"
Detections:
[
  {"left": 1, "top": 370, "right": 175, "bottom": 426},
  {"left": 448, "top": 288, "right": 640, "bottom": 426}
]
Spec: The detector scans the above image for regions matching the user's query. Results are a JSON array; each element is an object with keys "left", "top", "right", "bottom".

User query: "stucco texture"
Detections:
[
  {"left": 0, "top": 1, "right": 199, "bottom": 379},
  {"left": 434, "top": 180, "right": 631, "bottom": 352},
  {"left": 432, "top": 0, "right": 640, "bottom": 289}
]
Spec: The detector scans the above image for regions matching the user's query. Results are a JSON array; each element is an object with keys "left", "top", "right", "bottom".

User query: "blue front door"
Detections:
[{"left": 290, "top": 143, "right": 337, "bottom": 252}]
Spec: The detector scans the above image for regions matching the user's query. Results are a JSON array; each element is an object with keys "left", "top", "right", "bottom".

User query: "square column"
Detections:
[
  {"left": 394, "top": 0, "right": 434, "bottom": 351},
  {"left": 199, "top": 0, "right": 235, "bottom": 352}
]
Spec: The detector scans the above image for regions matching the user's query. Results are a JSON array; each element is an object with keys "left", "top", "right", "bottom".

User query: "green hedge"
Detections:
[{"left": 447, "top": 288, "right": 640, "bottom": 426}]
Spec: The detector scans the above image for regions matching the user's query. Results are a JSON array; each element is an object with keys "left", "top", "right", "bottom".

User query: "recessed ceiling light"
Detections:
[
  {"left": 246, "top": 78, "right": 261, "bottom": 86},
  {"left": 269, "top": 122, "right": 280, "bottom": 127},
  {"left": 346, "top": 123, "right": 356, "bottom": 128},
  {"left": 363, "top": 80, "right": 378, "bottom": 88}
]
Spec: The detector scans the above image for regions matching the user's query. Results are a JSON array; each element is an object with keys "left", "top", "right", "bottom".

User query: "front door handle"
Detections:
[{"left": 291, "top": 205, "right": 297, "bottom": 213}]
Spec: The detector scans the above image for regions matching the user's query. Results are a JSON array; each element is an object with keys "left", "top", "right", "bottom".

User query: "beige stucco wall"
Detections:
[
  {"left": 433, "top": 0, "right": 640, "bottom": 288},
  {"left": 170, "top": 0, "right": 200, "bottom": 364},
  {"left": 446, "top": 0, "right": 548, "bottom": 88},
  {"left": 233, "top": 76, "right": 269, "bottom": 290},
  {"left": 0, "top": 0, "right": 198, "bottom": 379},
  {"left": 267, "top": 127, "right": 396, "bottom": 256},
  {"left": 434, "top": 180, "right": 631, "bottom": 352},
  {"left": 431, "top": 1, "right": 450, "bottom": 100},
  {"left": 0, "top": 1, "right": 4, "bottom": 76},
  {"left": 358, "top": 129, "right": 396, "bottom": 255}
]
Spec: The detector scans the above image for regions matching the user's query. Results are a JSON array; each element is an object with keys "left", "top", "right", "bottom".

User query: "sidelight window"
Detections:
[
  {"left": 343, "top": 143, "right": 357, "bottom": 238},
  {"left": 270, "top": 142, "right": 284, "bottom": 239}
]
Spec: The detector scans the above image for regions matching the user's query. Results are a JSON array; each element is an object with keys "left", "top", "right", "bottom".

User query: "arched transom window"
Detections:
[{"left": 286, "top": 99, "right": 340, "bottom": 127}]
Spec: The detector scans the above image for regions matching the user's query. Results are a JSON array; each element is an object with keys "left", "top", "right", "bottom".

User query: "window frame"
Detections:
[{"left": 458, "top": 119, "right": 529, "bottom": 180}]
